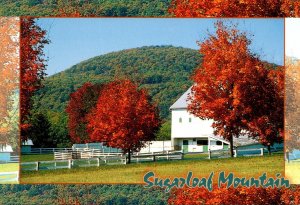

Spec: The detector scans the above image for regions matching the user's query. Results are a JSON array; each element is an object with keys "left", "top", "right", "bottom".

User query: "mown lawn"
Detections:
[
  {"left": 0, "top": 163, "right": 19, "bottom": 184},
  {"left": 20, "top": 154, "right": 284, "bottom": 184},
  {"left": 285, "top": 161, "right": 300, "bottom": 184},
  {"left": 0, "top": 163, "right": 19, "bottom": 172},
  {"left": 21, "top": 154, "right": 54, "bottom": 162}
]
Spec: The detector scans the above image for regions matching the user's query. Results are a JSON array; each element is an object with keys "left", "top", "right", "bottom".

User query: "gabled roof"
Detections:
[
  {"left": 170, "top": 87, "right": 192, "bottom": 110},
  {"left": 22, "top": 139, "right": 33, "bottom": 146}
]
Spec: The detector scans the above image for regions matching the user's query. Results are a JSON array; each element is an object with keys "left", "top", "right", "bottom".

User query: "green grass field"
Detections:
[
  {"left": 20, "top": 154, "right": 284, "bottom": 184},
  {"left": 285, "top": 161, "right": 300, "bottom": 184},
  {"left": 0, "top": 163, "right": 19, "bottom": 172},
  {"left": 0, "top": 163, "right": 19, "bottom": 184},
  {"left": 21, "top": 154, "right": 54, "bottom": 162}
]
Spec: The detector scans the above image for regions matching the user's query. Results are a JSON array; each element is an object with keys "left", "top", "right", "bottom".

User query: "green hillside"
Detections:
[
  {"left": 30, "top": 46, "right": 201, "bottom": 146},
  {"left": 33, "top": 46, "right": 202, "bottom": 119},
  {"left": 0, "top": 0, "right": 171, "bottom": 16}
]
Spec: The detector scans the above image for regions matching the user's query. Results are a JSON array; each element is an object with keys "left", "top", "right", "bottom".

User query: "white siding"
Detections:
[
  {"left": 171, "top": 109, "right": 214, "bottom": 139},
  {"left": 139, "top": 141, "right": 172, "bottom": 153}
]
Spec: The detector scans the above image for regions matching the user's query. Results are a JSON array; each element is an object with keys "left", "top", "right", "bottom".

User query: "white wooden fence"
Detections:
[
  {"left": 21, "top": 156, "right": 127, "bottom": 171},
  {"left": 209, "top": 147, "right": 283, "bottom": 159},
  {"left": 131, "top": 151, "right": 183, "bottom": 162},
  {"left": 21, "top": 150, "right": 183, "bottom": 171},
  {"left": 30, "top": 148, "right": 73, "bottom": 154},
  {"left": 0, "top": 171, "right": 19, "bottom": 183}
]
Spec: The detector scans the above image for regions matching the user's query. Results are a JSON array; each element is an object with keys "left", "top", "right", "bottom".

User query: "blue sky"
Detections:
[{"left": 37, "top": 18, "right": 284, "bottom": 76}]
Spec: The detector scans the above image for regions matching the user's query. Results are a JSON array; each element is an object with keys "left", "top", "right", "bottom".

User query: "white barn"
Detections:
[{"left": 170, "top": 87, "right": 230, "bottom": 153}]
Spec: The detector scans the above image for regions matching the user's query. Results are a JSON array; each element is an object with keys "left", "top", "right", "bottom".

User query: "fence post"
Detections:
[
  {"left": 260, "top": 148, "right": 264, "bottom": 156},
  {"left": 167, "top": 151, "right": 169, "bottom": 160},
  {"left": 234, "top": 150, "right": 237, "bottom": 157},
  {"left": 97, "top": 158, "right": 100, "bottom": 167},
  {"left": 136, "top": 153, "right": 139, "bottom": 163},
  {"left": 36, "top": 162, "right": 39, "bottom": 171},
  {"left": 152, "top": 152, "right": 155, "bottom": 161},
  {"left": 68, "top": 159, "right": 72, "bottom": 169},
  {"left": 208, "top": 150, "right": 211, "bottom": 159}
]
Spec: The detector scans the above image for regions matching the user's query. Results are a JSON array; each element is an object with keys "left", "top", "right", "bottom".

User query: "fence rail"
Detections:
[
  {"left": 21, "top": 156, "right": 127, "bottom": 171},
  {"left": 208, "top": 147, "right": 283, "bottom": 159},
  {"left": 21, "top": 150, "right": 183, "bottom": 171},
  {"left": 0, "top": 171, "right": 19, "bottom": 183},
  {"left": 131, "top": 150, "right": 183, "bottom": 162},
  {"left": 30, "top": 148, "right": 73, "bottom": 154},
  {"left": 209, "top": 149, "right": 230, "bottom": 159},
  {"left": 0, "top": 155, "right": 20, "bottom": 164}
]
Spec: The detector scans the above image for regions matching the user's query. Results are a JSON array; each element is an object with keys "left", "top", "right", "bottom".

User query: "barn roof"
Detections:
[
  {"left": 22, "top": 139, "right": 33, "bottom": 146},
  {"left": 170, "top": 87, "right": 192, "bottom": 110}
]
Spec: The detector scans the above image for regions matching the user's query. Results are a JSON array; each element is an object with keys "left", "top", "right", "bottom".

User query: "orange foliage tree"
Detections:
[
  {"left": 20, "top": 17, "right": 49, "bottom": 141},
  {"left": 245, "top": 66, "right": 284, "bottom": 154},
  {"left": 169, "top": 0, "right": 300, "bottom": 17},
  {"left": 285, "top": 58, "right": 300, "bottom": 155},
  {"left": 0, "top": 17, "right": 19, "bottom": 145},
  {"left": 87, "top": 80, "right": 161, "bottom": 163},
  {"left": 188, "top": 22, "right": 283, "bottom": 157},
  {"left": 66, "top": 82, "right": 103, "bottom": 143},
  {"left": 168, "top": 186, "right": 300, "bottom": 205}
]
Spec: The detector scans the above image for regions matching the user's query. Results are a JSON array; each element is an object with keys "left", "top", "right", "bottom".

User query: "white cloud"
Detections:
[{"left": 286, "top": 18, "right": 300, "bottom": 59}]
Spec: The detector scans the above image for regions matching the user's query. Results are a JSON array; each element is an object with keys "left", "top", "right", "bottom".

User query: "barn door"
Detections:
[{"left": 182, "top": 140, "right": 189, "bottom": 153}]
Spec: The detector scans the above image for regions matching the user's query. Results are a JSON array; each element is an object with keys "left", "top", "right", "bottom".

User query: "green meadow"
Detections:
[
  {"left": 285, "top": 161, "right": 300, "bottom": 184},
  {"left": 21, "top": 154, "right": 284, "bottom": 184},
  {"left": 0, "top": 163, "right": 18, "bottom": 172}
]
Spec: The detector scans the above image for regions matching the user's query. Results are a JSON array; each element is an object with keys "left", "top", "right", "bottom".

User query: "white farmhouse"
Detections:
[{"left": 170, "top": 87, "right": 230, "bottom": 153}]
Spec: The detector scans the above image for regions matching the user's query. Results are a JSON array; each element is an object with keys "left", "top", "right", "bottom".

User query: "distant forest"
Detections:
[
  {"left": 0, "top": 184, "right": 168, "bottom": 205},
  {"left": 0, "top": 0, "right": 171, "bottom": 16},
  {"left": 29, "top": 46, "right": 202, "bottom": 147}
]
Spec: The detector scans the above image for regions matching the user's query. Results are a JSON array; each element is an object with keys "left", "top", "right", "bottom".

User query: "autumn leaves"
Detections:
[
  {"left": 188, "top": 22, "right": 284, "bottom": 157},
  {"left": 66, "top": 80, "right": 161, "bottom": 163},
  {"left": 169, "top": 0, "right": 300, "bottom": 17},
  {"left": 0, "top": 18, "right": 19, "bottom": 149}
]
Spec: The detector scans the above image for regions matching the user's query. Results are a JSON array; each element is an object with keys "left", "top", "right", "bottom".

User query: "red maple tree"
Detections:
[
  {"left": 188, "top": 22, "right": 283, "bottom": 156},
  {"left": 245, "top": 66, "right": 284, "bottom": 154},
  {"left": 66, "top": 82, "right": 102, "bottom": 143},
  {"left": 169, "top": 0, "right": 300, "bottom": 17},
  {"left": 0, "top": 17, "right": 19, "bottom": 145},
  {"left": 20, "top": 17, "right": 49, "bottom": 141},
  {"left": 87, "top": 79, "right": 161, "bottom": 163},
  {"left": 285, "top": 58, "right": 300, "bottom": 155}
]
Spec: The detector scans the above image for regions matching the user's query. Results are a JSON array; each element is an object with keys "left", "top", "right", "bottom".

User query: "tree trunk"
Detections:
[
  {"left": 267, "top": 144, "right": 271, "bottom": 155},
  {"left": 229, "top": 135, "right": 234, "bottom": 157},
  {"left": 127, "top": 149, "right": 131, "bottom": 164}
]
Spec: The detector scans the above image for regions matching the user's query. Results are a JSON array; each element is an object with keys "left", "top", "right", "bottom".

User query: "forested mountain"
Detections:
[
  {"left": 0, "top": 184, "right": 168, "bottom": 205},
  {"left": 30, "top": 46, "right": 201, "bottom": 147},
  {"left": 0, "top": 0, "right": 171, "bottom": 16},
  {"left": 34, "top": 46, "right": 201, "bottom": 119}
]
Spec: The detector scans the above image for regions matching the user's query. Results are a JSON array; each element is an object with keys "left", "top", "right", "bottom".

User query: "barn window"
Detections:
[
  {"left": 189, "top": 118, "right": 192, "bottom": 123},
  {"left": 179, "top": 117, "right": 182, "bottom": 123},
  {"left": 216, "top": 141, "right": 222, "bottom": 145},
  {"left": 197, "top": 139, "right": 208, "bottom": 146}
]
